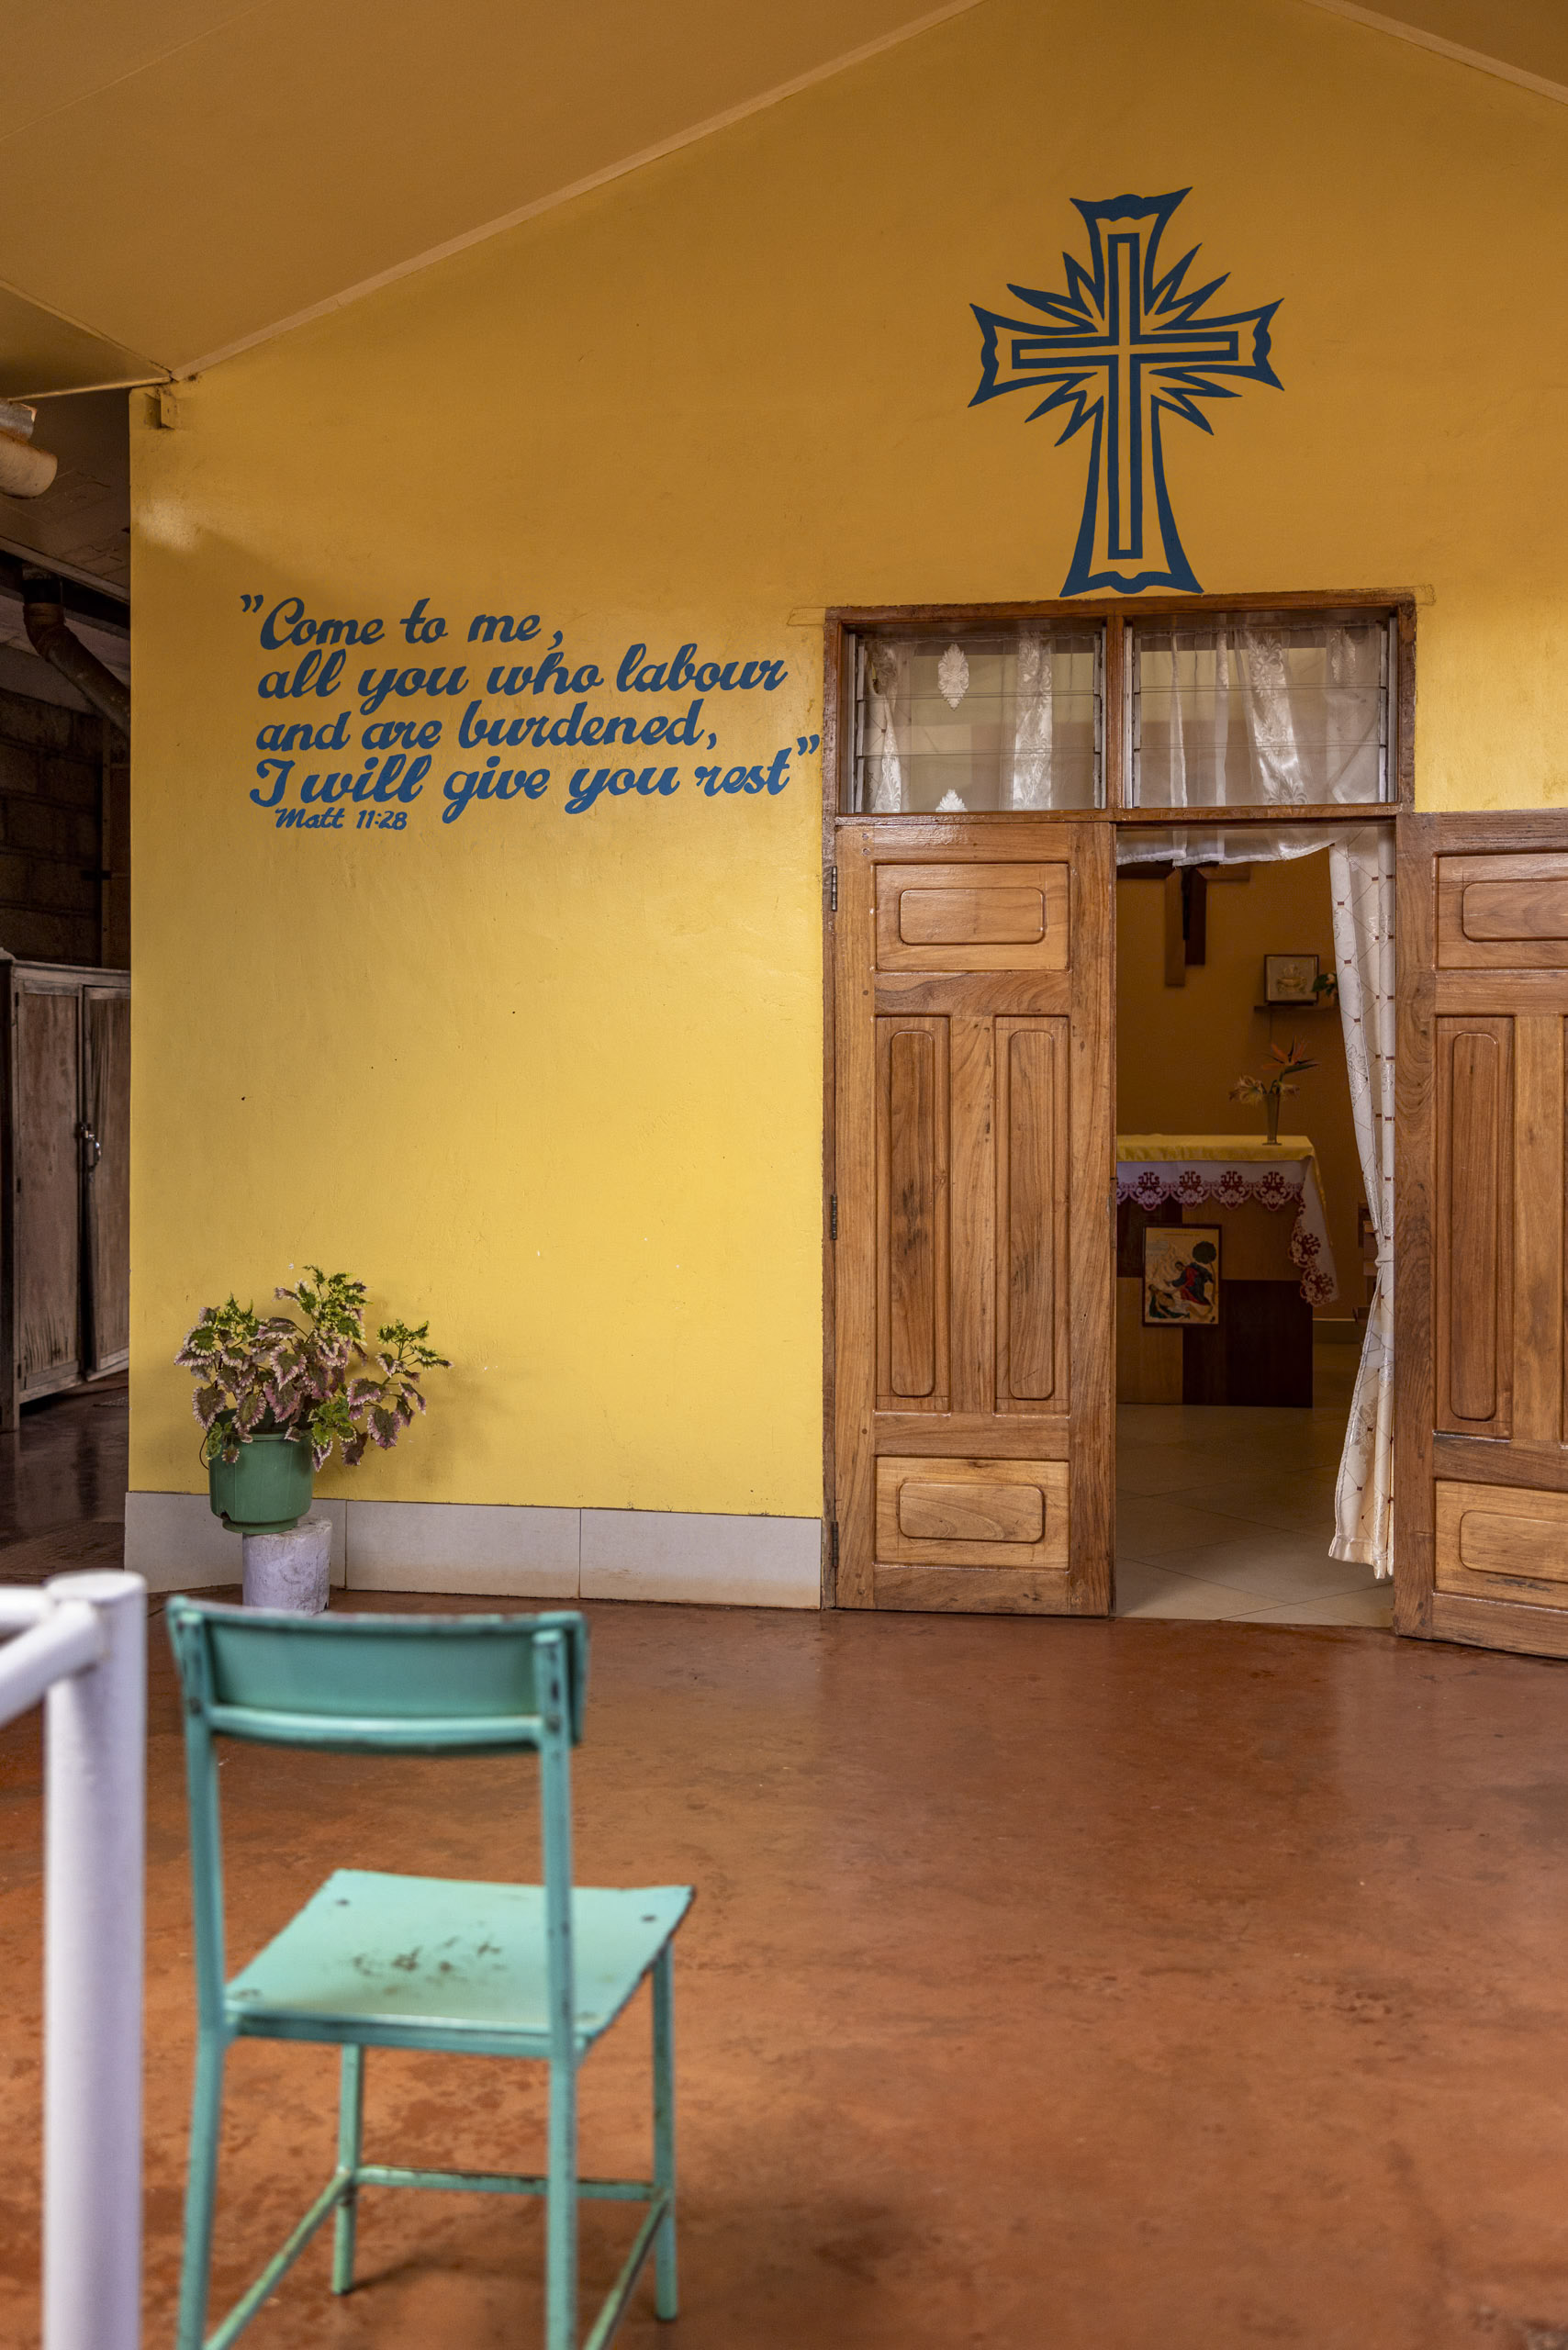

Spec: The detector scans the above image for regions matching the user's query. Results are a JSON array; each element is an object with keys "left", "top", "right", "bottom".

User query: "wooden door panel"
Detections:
[
  {"left": 996, "top": 1019, "right": 1068, "bottom": 1410},
  {"left": 871, "top": 1413, "right": 1071, "bottom": 1458},
  {"left": 946, "top": 1015, "right": 995, "bottom": 1417},
  {"left": 900, "top": 1478, "right": 1045, "bottom": 1543},
  {"left": 876, "top": 1017, "right": 949, "bottom": 1408},
  {"left": 888, "top": 1030, "right": 939, "bottom": 1398},
  {"left": 1435, "top": 1479, "right": 1568, "bottom": 1604},
  {"left": 1516, "top": 1015, "right": 1566, "bottom": 1447},
  {"left": 900, "top": 885, "right": 1045, "bottom": 947},
  {"left": 1439, "top": 854, "right": 1568, "bottom": 968},
  {"left": 836, "top": 821, "right": 1113, "bottom": 1617},
  {"left": 1461, "top": 879, "right": 1568, "bottom": 943},
  {"left": 1398, "top": 823, "right": 1568, "bottom": 1655},
  {"left": 875, "top": 1454, "right": 1069, "bottom": 1572},
  {"left": 872, "top": 1564, "right": 1079, "bottom": 1612},
  {"left": 1433, "top": 1015, "right": 1513, "bottom": 1435},
  {"left": 875, "top": 971, "right": 1071, "bottom": 1016},
  {"left": 876, "top": 862, "right": 1070, "bottom": 973}
]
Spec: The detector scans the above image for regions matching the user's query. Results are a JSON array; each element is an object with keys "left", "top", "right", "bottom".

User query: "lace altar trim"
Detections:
[{"left": 1116, "top": 1166, "right": 1335, "bottom": 1305}]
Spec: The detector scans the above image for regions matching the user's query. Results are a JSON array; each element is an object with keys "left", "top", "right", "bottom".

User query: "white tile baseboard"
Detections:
[
  {"left": 580, "top": 1508, "right": 821, "bottom": 1608},
  {"left": 123, "top": 1493, "right": 823, "bottom": 1608},
  {"left": 345, "top": 1500, "right": 579, "bottom": 1597},
  {"left": 124, "top": 1491, "right": 346, "bottom": 1594}
]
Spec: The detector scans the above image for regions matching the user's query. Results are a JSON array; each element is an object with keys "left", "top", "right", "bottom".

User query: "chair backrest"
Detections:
[
  {"left": 166, "top": 1601, "right": 588, "bottom": 2047},
  {"left": 166, "top": 1600, "right": 588, "bottom": 1752}
]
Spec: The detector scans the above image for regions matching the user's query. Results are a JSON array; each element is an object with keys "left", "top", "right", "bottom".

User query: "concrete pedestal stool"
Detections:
[{"left": 241, "top": 1516, "right": 331, "bottom": 1613}]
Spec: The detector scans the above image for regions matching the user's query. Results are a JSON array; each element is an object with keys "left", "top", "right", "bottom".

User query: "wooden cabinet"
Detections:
[{"left": 0, "top": 958, "right": 129, "bottom": 1427}]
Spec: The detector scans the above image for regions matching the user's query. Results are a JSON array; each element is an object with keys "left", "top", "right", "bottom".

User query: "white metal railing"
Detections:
[{"left": 0, "top": 1572, "right": 145, "bottom": 2350}]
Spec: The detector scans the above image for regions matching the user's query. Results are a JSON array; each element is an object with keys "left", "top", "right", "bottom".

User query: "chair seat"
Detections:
[{"left": 225, "top": 1869, "right": 692, "bottom": 2053}]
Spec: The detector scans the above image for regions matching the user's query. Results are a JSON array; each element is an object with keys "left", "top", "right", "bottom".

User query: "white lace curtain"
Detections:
[
  {"left": 862, "top": 642, "right": 908, "bottom": 813},
  {"left": 1327, "top": 827, "right": 1394, "bottom": 1576},
  {"left": 1134, "top": 616, "right": 1385, "bottom": 809},
  {"left": 861, "top": 634, "right": 1058, "bottom": 811},
  {"left": 1007, "top": 634, "right": 1053, "bottom": 809}
]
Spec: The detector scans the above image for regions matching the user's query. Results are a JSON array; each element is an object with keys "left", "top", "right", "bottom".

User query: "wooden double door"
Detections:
[
  {"left": 832, "top": 819, "right": 1114, "bottom": 1614},
  {"left": 834, "top": 809, "right": 1568, "bottom": 1658},
  {"left": 1396, "top": 814, "right": 1568, "bottom": 1658}
]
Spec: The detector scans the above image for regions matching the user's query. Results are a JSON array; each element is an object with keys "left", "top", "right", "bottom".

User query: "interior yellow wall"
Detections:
[
  {"left": 129, "top": 0, "right": 1568, "bottom": 1508},
  {"left": 1115, "top": 861, "right": 1365, "bottom": 1322}
]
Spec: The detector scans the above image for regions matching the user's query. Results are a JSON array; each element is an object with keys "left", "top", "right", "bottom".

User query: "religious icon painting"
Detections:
[
  {"left": 1142, "top": 1225, "right": 1222, "bottom": 1326},
  {"left": 1265, "top": 952, "right": 1319, "bottom": 1003}
]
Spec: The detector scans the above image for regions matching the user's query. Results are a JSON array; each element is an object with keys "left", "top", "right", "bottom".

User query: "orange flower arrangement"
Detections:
[{"left": 1231, "top": 1040, "right": 1317, "bottom": 1144}]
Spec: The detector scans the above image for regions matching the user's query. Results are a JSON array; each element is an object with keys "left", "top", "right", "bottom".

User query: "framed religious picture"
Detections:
[
  {"left": 1264, "top": 952, "right": 1319, "bottom": 1003},
  {"left": 1143, "top": 1225, "right": 1222, "bottom": 1326}
]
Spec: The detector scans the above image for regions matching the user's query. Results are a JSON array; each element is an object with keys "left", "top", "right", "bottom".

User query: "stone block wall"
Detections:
[{"left": 0, "top": 688, "right": 113, "bottom": 966}]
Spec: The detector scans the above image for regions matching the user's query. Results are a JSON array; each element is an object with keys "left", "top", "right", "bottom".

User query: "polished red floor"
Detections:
[
  {"left": 0, "top": 1374, "right": 126, "bottom": 1577},
  {"left": 2, "top": 1394, "right": 1568, "bottom": 2346}
]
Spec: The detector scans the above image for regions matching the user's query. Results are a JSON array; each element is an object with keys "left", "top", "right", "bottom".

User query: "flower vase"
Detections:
[{"left": 1265, "top": 1094, "right": 1281, "bottom": 1146}]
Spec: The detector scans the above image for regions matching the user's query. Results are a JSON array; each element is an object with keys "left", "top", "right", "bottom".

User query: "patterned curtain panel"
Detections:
[{"left": 1327, "top": 826, "right": 1395, "bottom": 1577}]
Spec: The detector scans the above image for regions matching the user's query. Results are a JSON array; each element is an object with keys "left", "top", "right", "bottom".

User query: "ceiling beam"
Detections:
[
  {"left": 1297, "top": 0, "right": 1568, "bottom": 106},
  {"left": 0, "top": 276, "right": 167, "bottom": 402}
]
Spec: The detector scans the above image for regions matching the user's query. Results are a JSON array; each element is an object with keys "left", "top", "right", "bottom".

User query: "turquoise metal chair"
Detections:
[{"left": 166, "top": 1599, "right": 691, "bottom": 2350}]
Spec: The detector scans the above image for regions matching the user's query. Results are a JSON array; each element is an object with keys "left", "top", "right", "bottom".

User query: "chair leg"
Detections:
[
  {"left": 652, "top": 1947, "right": 678, "bottom": 2321},
  {"left": 332, "top": 2044, "right": 365, "bottom": 2295},
  {"left": 545, "top": 2057, "right": 578, "bottom": 2350},
  {"left": 175, "top": 2030, "right": 226, "bottom": 2350}
]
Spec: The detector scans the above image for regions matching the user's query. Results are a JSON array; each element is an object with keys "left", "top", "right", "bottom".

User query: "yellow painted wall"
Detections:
[
  {"left": 1114, "top": 860, "right": 1365, "bottom": 1321},
  {"left": 129, "top": 0, "right": 1568, "bottom": 1508}
]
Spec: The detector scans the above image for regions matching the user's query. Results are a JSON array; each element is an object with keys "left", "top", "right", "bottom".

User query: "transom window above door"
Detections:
[
  {"left": 834, "top": 602, "right": 1404, "bottom": 816},
  {"left": 845, "top": 626, "right": 1103, "bottom": 813},
  {"left": 1129, "top": 611, "right": 1393, "bottom": 808}
]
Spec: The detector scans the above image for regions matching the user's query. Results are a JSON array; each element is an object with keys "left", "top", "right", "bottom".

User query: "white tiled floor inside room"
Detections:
[{"left": 1114, "top": 1332, "right": 1391, "bottom": 1626}]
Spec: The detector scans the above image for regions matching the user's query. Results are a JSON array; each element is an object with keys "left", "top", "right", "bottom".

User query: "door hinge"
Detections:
[
  {"left": 828, "top": 864, "right": 838, "bottom": 913},
  {"left": 830, "top": 1522, "right": 840, "bottom": 1574},
  {"left": 829, "top": 1192, "right": 837, "bottom": 1240}
]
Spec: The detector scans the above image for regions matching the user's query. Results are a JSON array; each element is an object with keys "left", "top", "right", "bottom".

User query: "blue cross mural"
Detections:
[{"left": 970, "top": 190, "right": 1282, "bottom": 596}]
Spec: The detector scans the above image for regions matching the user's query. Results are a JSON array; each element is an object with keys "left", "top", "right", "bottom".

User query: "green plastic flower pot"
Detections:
[{"left": 207, "top": 1431, "right": 314, "bottom": 1535}]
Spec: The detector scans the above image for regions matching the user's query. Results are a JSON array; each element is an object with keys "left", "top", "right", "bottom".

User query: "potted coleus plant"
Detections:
[
  {"left": 177, "top": 1266, "right": 449, "bottom": 1534},
  {"left": 1230, "top": 1039, "right": 1317, "bottom": 1147}
]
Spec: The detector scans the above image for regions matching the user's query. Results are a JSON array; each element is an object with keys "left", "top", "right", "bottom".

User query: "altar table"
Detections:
[{"left": 1114, "top": 1136, "right": 1338, "bottom": 1306}]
